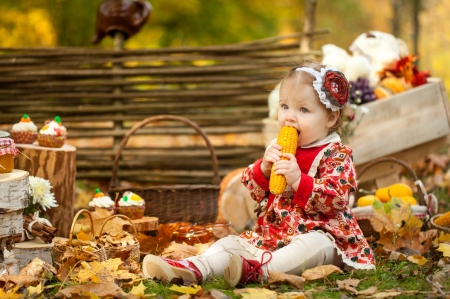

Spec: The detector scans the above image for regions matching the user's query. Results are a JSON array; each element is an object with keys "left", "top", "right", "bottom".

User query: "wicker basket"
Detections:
[
  {"left": 353, "top": 157, "right": 427, "bottom": 238},
  {"left": 109, "top": 115, "right": 220, "bottom": 224},
  {"left": 429, "top": 214, "right": 450, "bottom": 233},
  {"left": 52, "top": 209, "right": 107, "bottom": 267},
  {"left": 98, "top": 214, "right": 140, "bottom": 263}
]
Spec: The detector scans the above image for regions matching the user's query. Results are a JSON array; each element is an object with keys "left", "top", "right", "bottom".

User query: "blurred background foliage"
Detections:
[{"left": 0, "top": 0, "right": 449, "bottom": 86}]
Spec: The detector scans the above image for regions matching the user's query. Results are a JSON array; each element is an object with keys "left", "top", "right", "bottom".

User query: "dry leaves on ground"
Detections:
[{"left": 301, "top": 265, "right": 342, "bottom": 280}]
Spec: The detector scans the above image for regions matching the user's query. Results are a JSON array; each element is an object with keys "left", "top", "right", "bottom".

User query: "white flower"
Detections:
[
  {"left": 359, "top": 106, "right": 370, "bottom": 115},
  {"left": 40, "top": 193, "right": 58, "bottom": 211},
  {"left": 28, "top": 176, "right": 57, "bottom": 212}
]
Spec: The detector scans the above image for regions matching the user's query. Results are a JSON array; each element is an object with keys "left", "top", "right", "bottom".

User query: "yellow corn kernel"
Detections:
[
  {"left": 269, "top": 126, "right": 299, "bottom": 195},
  {"left": 434, "top": 211, "right": 450, "bottom": 227}
]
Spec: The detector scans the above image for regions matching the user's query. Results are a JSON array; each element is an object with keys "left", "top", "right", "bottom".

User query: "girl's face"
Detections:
[{"left": 278, "top": 74, "right": 339, "bottom": 147}]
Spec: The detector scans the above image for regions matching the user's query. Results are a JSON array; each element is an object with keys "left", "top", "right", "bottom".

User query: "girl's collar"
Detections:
[{"left": 301, "top": 132, "right": 341, "bottom": 149}]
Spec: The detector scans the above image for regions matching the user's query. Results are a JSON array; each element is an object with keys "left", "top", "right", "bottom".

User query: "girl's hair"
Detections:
[{"left": 282, "top": 60, "right": 352, "bottom": 135}]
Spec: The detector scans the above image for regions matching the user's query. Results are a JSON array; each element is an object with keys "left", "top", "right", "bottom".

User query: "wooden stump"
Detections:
[
  {"left": 0, "top": 169, "right": 29, "bottom": 211},
  {"left": 123, "top": 216, "right": 159, "bottom": 235},
  {"left": 4, "top": 238, "right": 53, "bottom": 269},
  {"left": 14, "top": 143, "right": 77, "bottom": 238}
]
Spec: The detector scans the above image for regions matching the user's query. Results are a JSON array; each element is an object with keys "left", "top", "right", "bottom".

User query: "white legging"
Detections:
[{"left": 185, "top": 231, "right": 342, "bottom": 281}]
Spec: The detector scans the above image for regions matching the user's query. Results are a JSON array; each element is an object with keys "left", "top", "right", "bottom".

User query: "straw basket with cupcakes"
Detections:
[
  {"left": 9, "top": 114, "right": 38, "bottom": 144},
  {"left": 116, "top": 191, "right": 146, "bottom": 220},
  {"left": 37, "top": 116, "right": 67, "bottom": 148},
  {"left": 88, "top": 188, "right": 116, "bottom": 214}
]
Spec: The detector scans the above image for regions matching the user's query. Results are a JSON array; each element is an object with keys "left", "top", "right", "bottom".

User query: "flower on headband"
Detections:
[{"left": 323, "top": 71, "right": 349, "bottom": 108}]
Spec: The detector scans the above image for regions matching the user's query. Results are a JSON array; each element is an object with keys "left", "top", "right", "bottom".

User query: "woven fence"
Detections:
[{"left": 0, "top": 30, "right": 326, "bottom": 186}]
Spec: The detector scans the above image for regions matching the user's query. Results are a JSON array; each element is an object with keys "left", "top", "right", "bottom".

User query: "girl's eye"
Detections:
[
  {"left": 300, "top": 107, "right": 309, "bottom": 113},
  {"left": 281, "top": 104, "right": 289, "bottom": 110}
]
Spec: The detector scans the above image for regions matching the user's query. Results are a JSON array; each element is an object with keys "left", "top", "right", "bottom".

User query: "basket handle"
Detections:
[
  {"left": 98, "top": 214, "right": 138, "bottom": 237},
  {"left": 109, "top": 115, "right": 220, "bottom": 190},
  {"left": 69, "top": 209, "right": 94, "bottom": 246},
  {"left": 357, "top": 156, "right": 425, "bottom": 206}
]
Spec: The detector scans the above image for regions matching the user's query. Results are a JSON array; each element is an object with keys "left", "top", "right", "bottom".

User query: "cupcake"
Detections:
[
  {"left": 37, "top": 116, "right": 67, "bottom": 148},
  {"left": 116, "top": 191, "right": 146, "bottom": 220},
  {"left": 9, "top": 114, "right": 38, "bottom": 144},
  {"left": 89, "top": 188, "right": 116, "bottom": 213}
]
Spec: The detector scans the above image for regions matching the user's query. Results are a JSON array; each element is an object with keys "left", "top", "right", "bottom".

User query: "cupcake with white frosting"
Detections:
[
  {"left": 116, "top": 191, "right": 146, "bottom": 220},
  {"left": 89, "top": 188, "right": 116, "bottom": 213},
  {"left": 9, "top": 114, "right": 38, "bottom": 144},
  {"left": 37, "top": 116, "right": 67, "bottom": 148}
]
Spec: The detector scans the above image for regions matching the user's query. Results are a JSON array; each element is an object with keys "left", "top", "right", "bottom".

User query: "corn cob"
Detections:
[
  {"left": 434, "top": 211, "right": 450, "bottom": 227},
  {"left": 269, "top": 126, "right": 299, "bottom": 195}
]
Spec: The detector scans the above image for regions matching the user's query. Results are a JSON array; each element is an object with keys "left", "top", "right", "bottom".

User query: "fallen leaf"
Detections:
[
  {"left": 0, "top": 286, "right": 24, "bottom": 299},
  {"left": 0, "top": 275, "right": 39, "bottom": 289},
  {"left": 437, "top": 243, "right": 450, "bottom": 257},
  {"left": 389, "top": 251, "right": 407, "bottom": 261},
  {"left": 19, "top": 258, "right": 56, "bottom": 279},
  {"left": 366, "top": 291, "right": 402, "bottom": 298},
  {"left": 434, "top": 231, "right": 450, "bottom": 244},
  {"left": 267, "top": 270, "right": 305, "bottom": 289},
  {"left": 161, "top": 242, "right": 199, "bottom": 260},
  {"left": 27, "top": 283, "right": 43, "bottom": 297},
  {"left": 407, "top": 254, "right": 428, "bottom": 265},
  {"left": 301, "top": 265, "right": 343, "bottom": 280},
  {"left": 357, "top": 286, "right": 377, "bottom": 295},
  {"left": 169, "top": 284, "right": 203, "bottom": 295},
  {"left": 129, "top": 281, "right": 146, "bottom": 297},
  {"left": 234, "top": 288, "right": 277, "bottom": 299},
  {"left": 336, "top": 278, "right": 360, "bottom": 294},
  {"left": 56, "top": 281, "right": 124, "bottom": 298},
  {"left": 277, "top": 291, "right": 307, "bottom": 299}
]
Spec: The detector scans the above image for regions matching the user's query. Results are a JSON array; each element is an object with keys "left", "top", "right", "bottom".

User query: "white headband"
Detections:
[{"left": 295, "top": 66, "right": 349, "bottom": 111}]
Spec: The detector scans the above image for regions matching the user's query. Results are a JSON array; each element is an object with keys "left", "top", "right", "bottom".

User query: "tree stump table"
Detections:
[
  {"left": 122, "top": 216, "right": 159, "bottom": 236},
  {"left": 14, "top": 143, "right": 76, "bottom": 238}
]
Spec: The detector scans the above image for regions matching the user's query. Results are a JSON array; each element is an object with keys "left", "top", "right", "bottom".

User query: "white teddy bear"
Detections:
[{"left": 322, "top": 31, "right": 409, "bottom": 87}]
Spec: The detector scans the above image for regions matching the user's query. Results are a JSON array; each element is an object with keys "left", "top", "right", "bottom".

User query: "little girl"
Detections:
[{"left": 142, "top": 61, "right": 376, "bottom": 286}]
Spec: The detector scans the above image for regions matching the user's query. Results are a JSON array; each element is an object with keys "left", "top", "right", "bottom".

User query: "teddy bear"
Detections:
[{"left": 322, "top": 30, "right": 409, "bottom": 87}]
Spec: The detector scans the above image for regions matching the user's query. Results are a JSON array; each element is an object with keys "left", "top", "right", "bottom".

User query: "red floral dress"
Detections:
[{"left": 240, "top": 136, "right": 376, "bottom": 270}]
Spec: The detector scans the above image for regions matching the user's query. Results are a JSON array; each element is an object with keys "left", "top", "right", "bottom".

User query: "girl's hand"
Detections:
[
  {"left": 260, "top": 141, "right": 282, "bottom": 178},
  {"left": 273, "top": 153, "right": 301, "bottom": 190}
]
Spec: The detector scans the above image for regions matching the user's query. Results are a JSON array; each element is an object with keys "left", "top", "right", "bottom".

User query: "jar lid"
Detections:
[{"left": 0, "top": 131, "right": 10, "bottom": 138}]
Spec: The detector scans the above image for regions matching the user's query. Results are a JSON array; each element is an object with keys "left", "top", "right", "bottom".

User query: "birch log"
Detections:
[
  {"left": 3, "top": 238, "right": 53, "bottom": 269},
  {"left": 14, "top": 143, "right": 76, "bottom": 238},
  {"left": 0, "top": 210, "right": 23, "bottom": 238},
  {"left": 0, "top": 170, "right": 29, "bottom": 211}
]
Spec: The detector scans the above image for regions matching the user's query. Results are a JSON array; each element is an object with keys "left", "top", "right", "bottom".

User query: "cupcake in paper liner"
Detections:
[
  {"left": 38, "top": 116, "right": 67, "bottom": 148},
  {"left": 117, "top": 191, "right": 146, "bottom": 220},
  {"left": 9, "top": 114, "right": 38, "bottom": 144},
  {"left": 89, "top": 188, "right": 116, "bottom": 214}
]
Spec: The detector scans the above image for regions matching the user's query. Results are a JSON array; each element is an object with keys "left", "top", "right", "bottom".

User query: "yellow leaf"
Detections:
[
  {"left": 407, "top": 254, "right": 428, "bottom": 265},
  {"left": 0, "top": 286, "right": 24, "bottom": 299},
  {"left": 437, "top": 243, "right": 450, "bottom": 257},
  {"left": 27, "top": 283, "right": 42, "bottom": 296},
  {"left": 76, "top": 230, "right": 93, "bottom": 241},
  {"left": 77, "top": 268, "right": 101, "bottom": 283},
  {"left": 234, "top": 288, "right": 277, "bottom": 299},
  {"left": 277, "top": 291, "right": 307, "bottom": 299},
  {"left": 435, "top": 232, "right": 450, "bottom": 244},
  {"left": 301, "top": 265, "right": 343, "bottom": 280},
  {"left": 169, "top": 284, "right": 202, "bottom": 295},
  {"left": 129, "top": 282, "right": 146, "bottom": 297}
]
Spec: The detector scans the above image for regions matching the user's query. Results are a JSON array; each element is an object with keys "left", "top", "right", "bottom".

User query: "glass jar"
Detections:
[
  {"left": 0, "top": 131, "right": 15, "bottom": 174},
  {"left": 175, "top": 225, "right": 209, "bottom": 245}
]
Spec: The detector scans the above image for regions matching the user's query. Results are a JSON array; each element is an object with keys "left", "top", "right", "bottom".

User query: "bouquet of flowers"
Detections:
[{"left": 24, "top": 176, "right": 58, "bottom": 215}]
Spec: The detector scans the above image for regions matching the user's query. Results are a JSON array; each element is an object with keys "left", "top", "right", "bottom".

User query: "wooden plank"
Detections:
[{"left": 350, "top": 79, "right": 450, "bottom": 165}]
